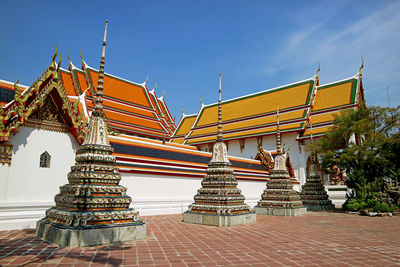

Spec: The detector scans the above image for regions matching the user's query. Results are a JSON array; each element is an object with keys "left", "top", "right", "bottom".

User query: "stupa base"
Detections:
[
  {"left": 36, "top": 219, "right": 146, "bottom": 247},
  {"left": 255, "top": 206, "right": 307, "bottom": 216},
  {"left": 303, "top": 203, "right": 335, "bottom": 211},
  {"left": 183, "top": 211, "right": 256, "bottom": 227}
]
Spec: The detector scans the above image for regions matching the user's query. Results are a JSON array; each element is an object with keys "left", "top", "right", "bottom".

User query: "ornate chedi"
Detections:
[
  {"left": 36, "top": 21, "right": 146, "bottom": 247},
  {"left": 299, "top": 156, "right": 335, "bottom": 210},
  {"left": 183, "top": 74, "right": 256, "bottom": 226},
  {"left": 255, "top": 106, "right": 307, "bottom": 216}
]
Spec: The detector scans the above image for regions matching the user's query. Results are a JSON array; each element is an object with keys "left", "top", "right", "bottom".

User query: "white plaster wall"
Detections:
[
  {"left": 0, "top": 126, "right": 78, "bottom": 230},
  {"left": 120, "top": 173, "right": 267, "bottom": 216},
  {"left": 223, "top": 133, "right": 311, "bottom": 186},
  {"left": 0, "top": 127, "right": 78, "bottom": 203}
]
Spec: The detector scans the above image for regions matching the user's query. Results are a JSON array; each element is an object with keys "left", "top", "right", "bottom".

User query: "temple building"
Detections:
[
  {"left": 0, "top": 33, "right": 365, "bottom": 229},
  {"left": 172, "top": 66, "right": 365, "bottom": 189}
]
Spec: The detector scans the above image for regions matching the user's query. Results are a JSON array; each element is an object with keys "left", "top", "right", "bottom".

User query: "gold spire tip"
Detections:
[{"left": 359, "top": 57, "right": 364, "bottom": 75}]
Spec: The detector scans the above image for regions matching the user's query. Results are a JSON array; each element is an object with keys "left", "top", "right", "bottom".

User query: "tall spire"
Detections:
[
  {"left": 276, "top": 104, "right": 282, "bottom": 155},
  {"left": 93, "top": 20, "right": 108, "bottom": 117},
  {"left": 217, "top": 73, "right": 223, "bottom": 142}
]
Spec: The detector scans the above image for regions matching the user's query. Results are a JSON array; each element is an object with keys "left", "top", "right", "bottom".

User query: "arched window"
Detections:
[{"left": 40, "top": 151, "right": 51, "bottom": 168}]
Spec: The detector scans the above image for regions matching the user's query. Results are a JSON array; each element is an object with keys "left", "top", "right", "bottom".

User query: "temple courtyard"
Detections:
[{"left": 0, "top": 212, "right": 399, "bottom": 267}]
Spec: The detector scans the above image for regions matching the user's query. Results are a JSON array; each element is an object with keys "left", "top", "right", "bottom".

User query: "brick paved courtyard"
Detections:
[{"left": 0, "top": 212, "right": 399, "bottom": 266}]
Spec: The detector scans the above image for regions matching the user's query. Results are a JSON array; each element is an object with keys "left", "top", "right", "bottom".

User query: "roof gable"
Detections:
[
  {"left": 0, "top": 58, "right": 86, "bottom": 143},
  {"left": 184, "top": 78, "right": 316, "bottom": 145}
]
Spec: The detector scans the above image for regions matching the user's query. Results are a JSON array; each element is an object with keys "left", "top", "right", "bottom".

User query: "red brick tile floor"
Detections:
[{"left": 0, "top": 212, "right": 399, "bottom": 266}]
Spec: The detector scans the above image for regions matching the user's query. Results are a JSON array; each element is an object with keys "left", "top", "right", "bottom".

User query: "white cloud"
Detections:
[{"left": 261, "top": 1, "right": 400, "bottom": 106}]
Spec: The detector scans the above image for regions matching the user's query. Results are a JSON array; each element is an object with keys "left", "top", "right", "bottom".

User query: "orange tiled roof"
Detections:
[
  {"left": 0, "top": 80, "right": 28, "bottom": 107},
  {"left": 58, "top": 60, "right": 176, "bottom": 139},
  {"left": 297, "top": 74, "right": 363, "bottom": 140},
  {"left": 180, "top": 78, "right": 316, "bottom": 145}
]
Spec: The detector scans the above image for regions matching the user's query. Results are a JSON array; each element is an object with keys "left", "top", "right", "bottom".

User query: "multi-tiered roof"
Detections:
[{"left": 171, "top": 65, "right": 365, "bottom": 145}]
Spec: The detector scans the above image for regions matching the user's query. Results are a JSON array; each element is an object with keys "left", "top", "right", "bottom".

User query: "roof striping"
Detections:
[
  {"left": 297, "top": 75, "right": 362, "bottom": 140},
  {"left": 313, "top": 79, "right": 357, "bottom": 111},
  {"left": 60, "top": 71, "right": 76, "bottom": 96},
  {"left": 183, "top": 79, "right": 315, "bottom": 144},
  {"left": 173, "top": 114, "right": 197, "bottom": 137}
]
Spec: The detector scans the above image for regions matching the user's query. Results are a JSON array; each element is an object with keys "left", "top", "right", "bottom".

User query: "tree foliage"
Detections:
[{"left": 311, "top": 104, "right": 400, "bottom": 210}]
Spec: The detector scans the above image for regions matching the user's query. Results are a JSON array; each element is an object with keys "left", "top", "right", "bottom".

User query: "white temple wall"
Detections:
[
  {"left": 200, "top": 133, "right": 311, "bottom": 187},
  {"left": 120, "top": 173, "right": 266, "bottom": 216},
  {"left": 0, "top": 126, "right": 78, "bottom": 230}
]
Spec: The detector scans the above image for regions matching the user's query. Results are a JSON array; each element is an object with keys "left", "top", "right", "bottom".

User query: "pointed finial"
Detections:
[
  {"left": 13, "top": 80, "right": 19, "bottom": 90},
  {"left": 153, "top": 81, "right": 157, "bottom": 91},
  {"left": 200, "top": 96, "right": 203, "bottom": 106},
  {"left": 145, "top": 73, "right": 149, "bottom": 84},
  {"left": 52, "top": 45, "right": 58, "bottom": 62},
  {"left": 92, "top": 20, "right": 108, "bottom": 117},
  {"left": 316, "top": 62, "right": 320, "bottom": 84},
  {"left": 56, "top": 53, "right": 62, "bottom": 72},
  {"left": 67, "top": 53, "right": 72, "bottom": 66},
  {"left": 359, "top": 57, "right": 364, "bottom": 76},
  {"left": 181, "top": 106, "right": 184, "bottom": 115},
  {"left": 276, "top": 104, "right": 282, "bottom": 155},
  {"left": 217, "top": 73, "right": 223, "bottom": 142},
  {"left": 80, "top": 49, "right": 85, "bottom": 68},
  {"left": 162, "top": 89, "right": 165, "bottom": 98}
]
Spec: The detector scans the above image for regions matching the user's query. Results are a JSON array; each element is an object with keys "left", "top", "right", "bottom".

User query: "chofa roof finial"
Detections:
[
  {"left": 359, "top": 57, "right": 364, "bottom": 77},
  {"left": 52, "top": 45, "right": 58, "bottom": 62}
]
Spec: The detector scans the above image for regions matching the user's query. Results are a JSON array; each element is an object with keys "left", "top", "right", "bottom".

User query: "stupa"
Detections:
[
  {"left": 183, "top": 74, "right": 256, "bottom": 226},
  {"left": 254, "top": 105, "right": 307, "bottom": 216},
  {"left": 299, "top": 156, "right": 335, "bottom": 210},
  {"left": 36, "top": 21, "right": 146, "bottom": 247}
]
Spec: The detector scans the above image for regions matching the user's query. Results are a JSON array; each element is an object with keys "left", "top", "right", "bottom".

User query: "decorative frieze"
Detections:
[{"left": 0, "top": 142, "right": 13, "bottom": 165}]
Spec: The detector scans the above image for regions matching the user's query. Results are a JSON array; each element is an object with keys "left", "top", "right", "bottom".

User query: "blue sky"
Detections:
[{"left": 1, "top": 1, "right": 399, "bottom": 121}]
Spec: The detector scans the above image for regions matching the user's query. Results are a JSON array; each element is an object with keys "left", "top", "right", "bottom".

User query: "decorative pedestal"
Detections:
[
  {"left": 36, "top": 22, "right": 145, "bottom": 247},
  {"left": 183, "top": 212, "right": 256, "bottom": 227},
  {"left": 254, "top": 206, "right": 306, "bottom": 216},
  {"left": 36, "top": 219, "right": 146, "bottom": 247},
  {"left": 255, "top": 153, "right": 307, "bottom": 216},
  {"left": 184, "top": 75, "right": 256, "bottom": 226},
  {"left": 183, "top": 151, "right": 256, "bottom": 227},
  {"left": 300, "top": 160, "right": 335, "bottom": 211}
]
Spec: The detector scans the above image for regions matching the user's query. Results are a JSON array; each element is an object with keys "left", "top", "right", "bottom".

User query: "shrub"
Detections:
[
  {"left": 366, "top": 198, "right": 379, "bottom": 208},
  {"left": 389, "top": 204, "right": 400, "bottom": 212},
  {"left": 373, "top": 202, "right": 390, "bottom": 212},
  {"left": 345, "top": 200, "right": 361, "bottom": 211}
]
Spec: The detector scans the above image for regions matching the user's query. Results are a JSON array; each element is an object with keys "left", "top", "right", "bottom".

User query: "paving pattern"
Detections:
[{"left": 0, "top": 212, "right": 399, "bottom": 266}]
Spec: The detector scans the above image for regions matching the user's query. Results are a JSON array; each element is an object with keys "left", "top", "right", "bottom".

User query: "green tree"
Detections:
[{"left": 311, "top": 104, "right": 400, "bottom": 210}]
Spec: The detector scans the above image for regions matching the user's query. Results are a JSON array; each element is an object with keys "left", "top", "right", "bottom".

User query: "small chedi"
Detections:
[
  {"left": 255, "top": 106, "right": 307, "bottom": 216},
  {"left": 36, "top": 21, "right": 146, "bottom": 247},
  {"left": 299, "top": 156, "right": 335, "bottom": 210},
  {"left": 183, "top": 74, "right": 256, "bottom": 226}
]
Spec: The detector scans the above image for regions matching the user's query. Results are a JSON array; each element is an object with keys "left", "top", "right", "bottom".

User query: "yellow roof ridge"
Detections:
[
  {"left": 317, "top": 74, "right": 359, "bottom": 88},
  {"left": 200, "top": 76, "right": 316, "bottom": 108}
]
